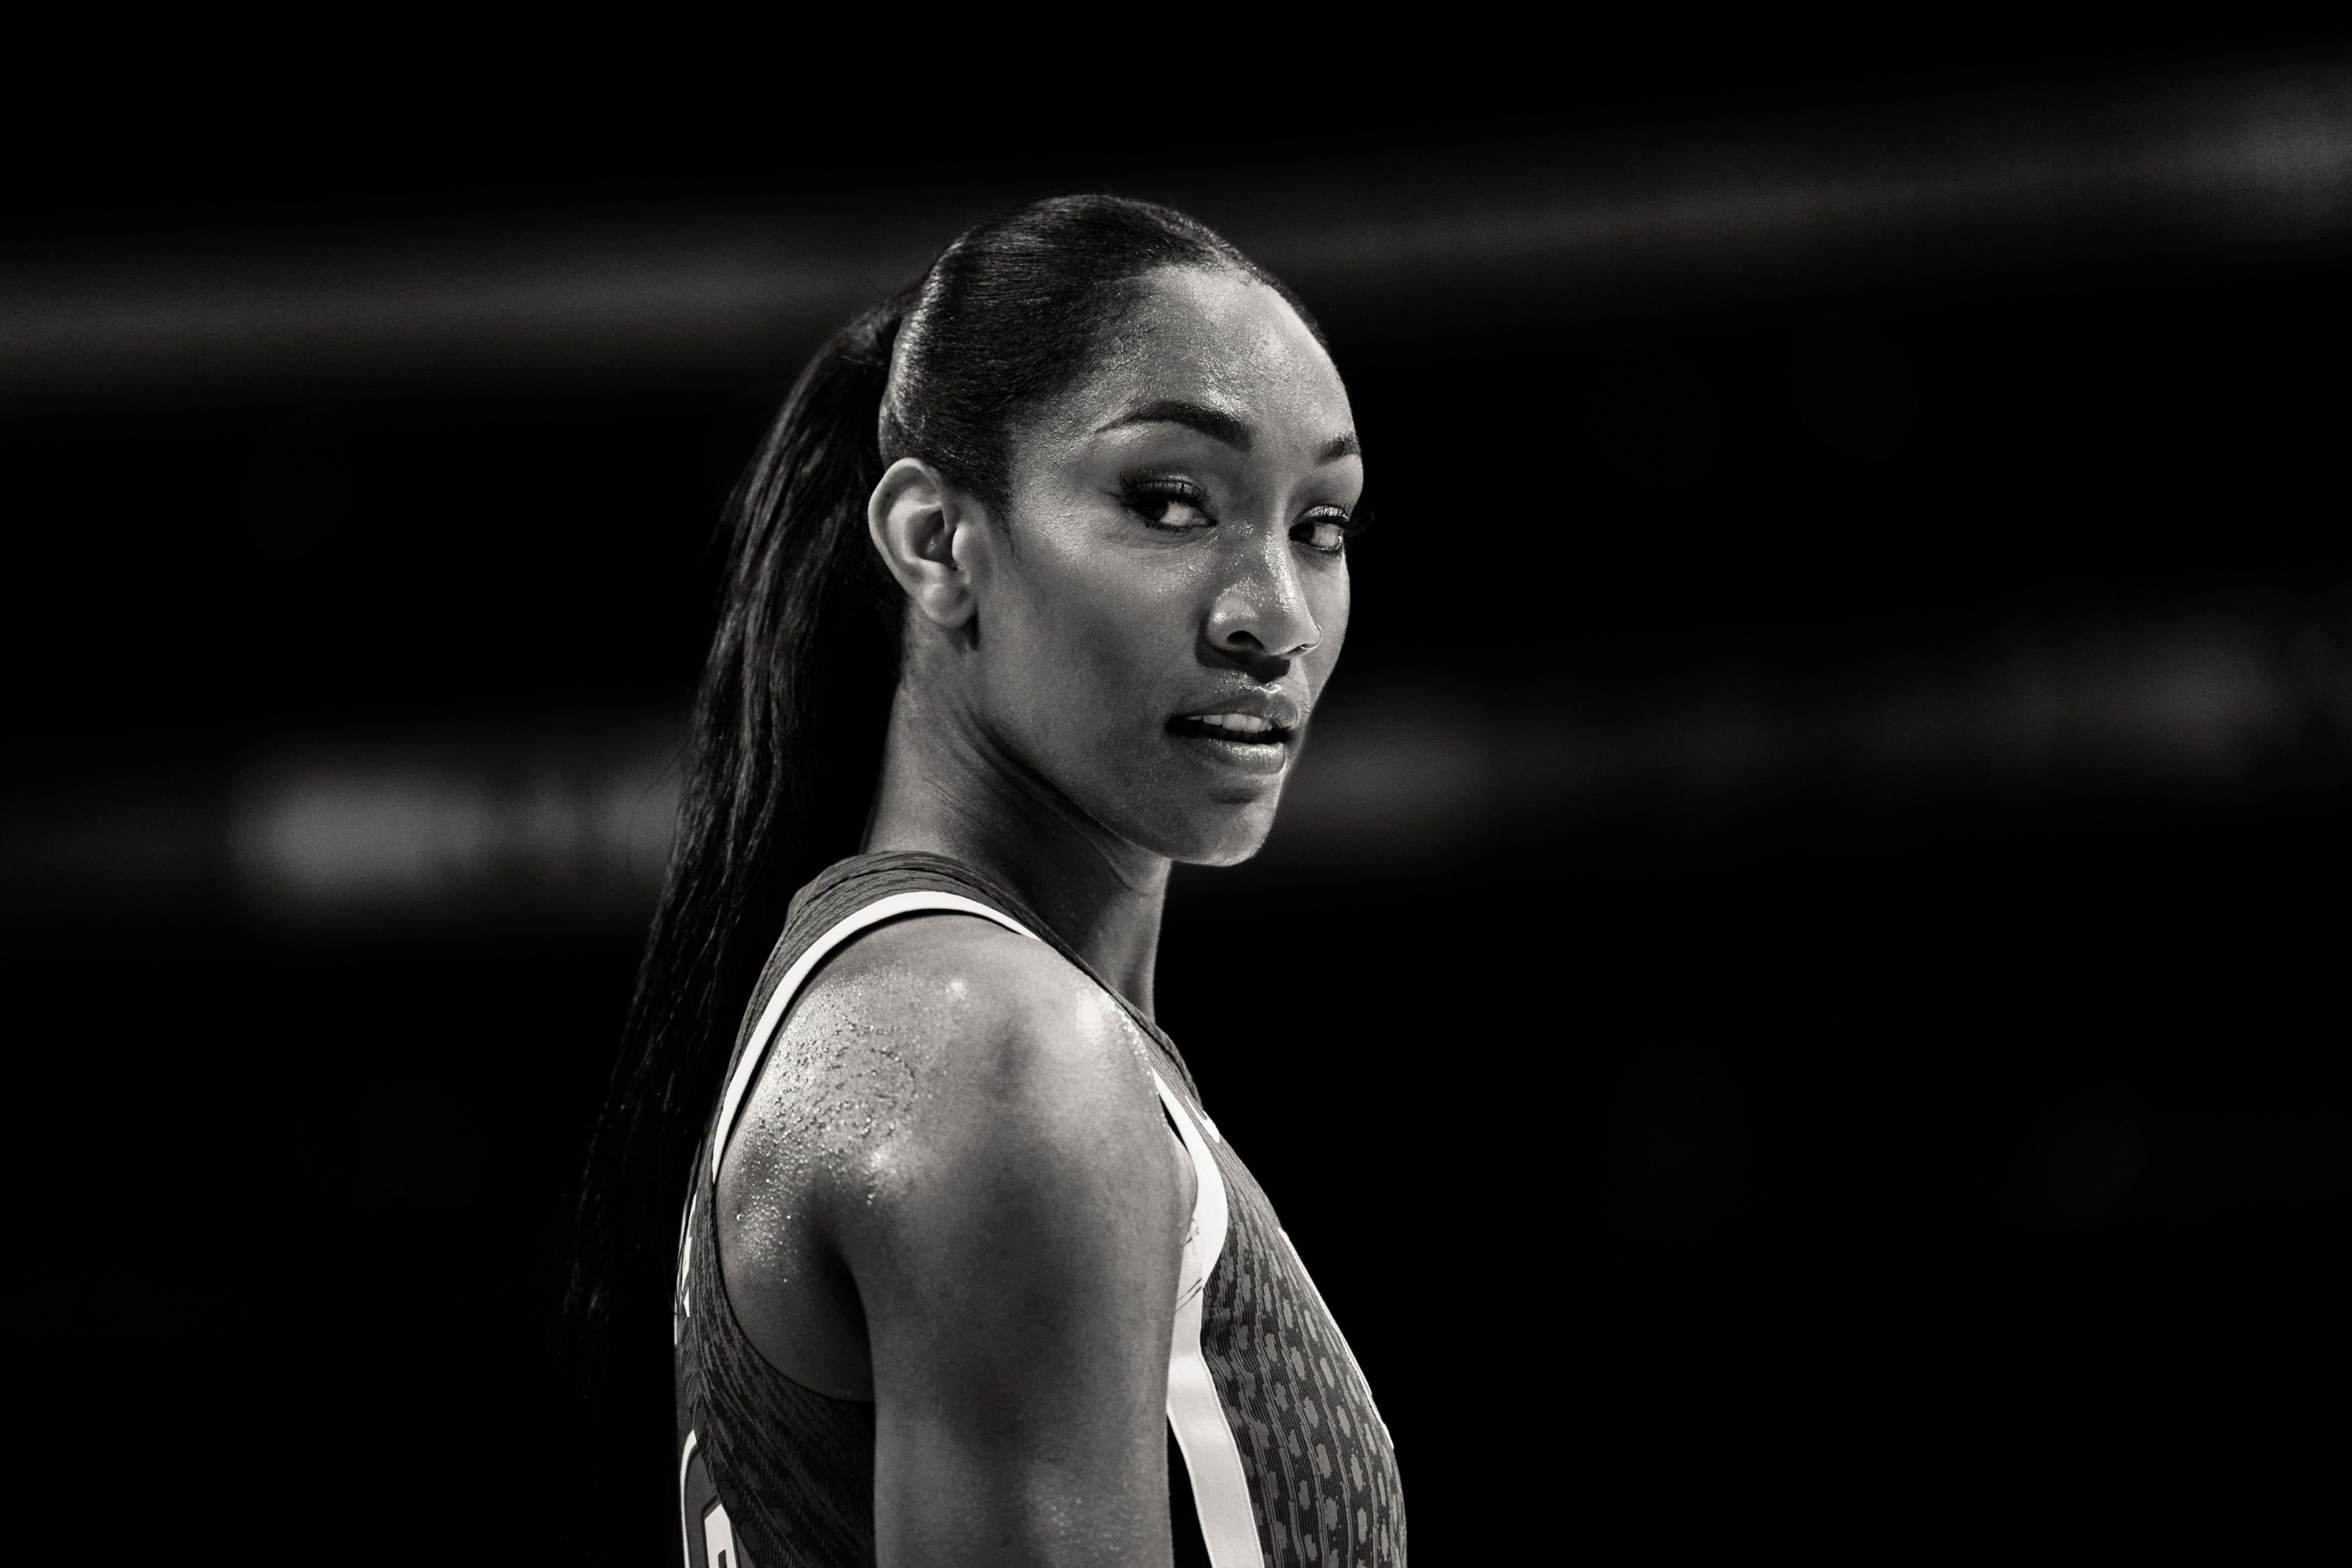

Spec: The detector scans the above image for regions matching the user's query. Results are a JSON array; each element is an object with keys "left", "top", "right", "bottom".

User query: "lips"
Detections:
[
  {"left": 1167, "top": 688, "right": 1304, "bottom": 776},
  {"left": 1169, "top": 687, "right": 1301, "bottom": 742},
  {"left": 1175, "top": 710, "right": 1286, "bottom": 739}
]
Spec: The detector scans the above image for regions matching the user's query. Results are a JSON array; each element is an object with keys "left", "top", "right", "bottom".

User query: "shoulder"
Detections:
[
  {"left": 800, "top": 912, "right": 1148, "bottom": 1119},
  {"left": 727, "top": 911, "right": 1186, "bottom": 1250}
]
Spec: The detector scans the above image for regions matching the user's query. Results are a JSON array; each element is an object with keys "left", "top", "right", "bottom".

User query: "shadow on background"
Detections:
[{"left": 6, "top": 30, "right": 2347, "bottom": 1562}]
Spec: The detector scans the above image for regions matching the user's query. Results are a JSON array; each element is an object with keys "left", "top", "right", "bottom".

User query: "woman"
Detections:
[{"left": 578, "top": 195, "right": 1401, "bottom": 1567}]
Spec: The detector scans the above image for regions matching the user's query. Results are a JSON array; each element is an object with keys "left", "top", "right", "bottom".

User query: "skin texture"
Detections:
[{"left": 716, "top": 266, "right": 1360, "bottom": 1567}]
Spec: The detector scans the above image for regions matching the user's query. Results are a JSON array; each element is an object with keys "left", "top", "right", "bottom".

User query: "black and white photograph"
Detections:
[{"left": 7, "top": 23, "right": 2347, "bottom": 1564}]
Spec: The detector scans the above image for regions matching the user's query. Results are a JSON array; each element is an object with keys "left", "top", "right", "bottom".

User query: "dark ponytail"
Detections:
[
  {"left": 566, "top": 195, "right": 1322, "bottom": 1551},
  {"left": 563, "top": 296, "right": 907, "bottom": 1538}
]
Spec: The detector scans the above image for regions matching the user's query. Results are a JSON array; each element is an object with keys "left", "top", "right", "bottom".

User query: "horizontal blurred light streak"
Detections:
[
  {"left": 228, "top": 718, "right": 681, "bottom": 929},
  {"left": 4, "top": 61, "right": 2343, "bottom": 403},
  {"left": 1273, "top": 608, "right": 2346, "bottom": 860},
  {"left": 0, "top": 227, "right": 942, "bottom": 401},
  {"left": 5, "top": 606, "right": 2342, "bottom": 933},
  {"left": 1246, "top": 69, "right": 2352, "bottom": 315}
]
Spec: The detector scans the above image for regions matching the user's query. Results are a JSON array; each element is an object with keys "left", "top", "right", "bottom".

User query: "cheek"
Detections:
[
  {"left": 992, "top": 544, "right": 1188, "bottom": 736},
  {"left": 1329, "top": 566, "right": 1353, "bottom": 643},
  {"left": 1308, "top": 567, "right": 1351, "bottom": 675}
]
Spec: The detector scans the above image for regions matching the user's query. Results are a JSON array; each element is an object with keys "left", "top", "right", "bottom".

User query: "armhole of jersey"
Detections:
[
  {"left": 710, "top": 891, "right": 1042, "bottom": 1180},
  {"left": 1153, "top": 1070, "right": 1260, "bottom": 1568}
]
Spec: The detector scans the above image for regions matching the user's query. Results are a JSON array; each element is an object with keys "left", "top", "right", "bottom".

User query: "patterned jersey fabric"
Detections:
[
  {"left": 1193, "top": 1122, "right": 1404, "bottom": 1567},
  {"left": 674, "top": 853, "right": 1404, "bottom": 1566}
]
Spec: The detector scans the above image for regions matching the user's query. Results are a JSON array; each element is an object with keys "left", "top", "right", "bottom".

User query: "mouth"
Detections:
[{"left": 1166, "top": 709, "right": 1297, "bottom": 778}]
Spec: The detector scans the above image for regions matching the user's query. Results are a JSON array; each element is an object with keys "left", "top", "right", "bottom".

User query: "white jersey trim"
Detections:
[
  {"left": 677, "top": 1428, "right": 699, "bottom": 1567},
  {"left": 1152, "top": 1069, "right": 1259, "bottom": 1567},
  {"left": 710, "top": 890, "right": 1039, "bottom": 1180}
]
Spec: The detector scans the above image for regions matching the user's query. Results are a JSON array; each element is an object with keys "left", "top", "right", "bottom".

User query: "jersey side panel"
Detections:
[
  {"left": 1195, "top": 1128, "right": 1406, "bottom": 1568},
  {"left": 677, "top": 1115, "right": 878, "bottom": 1567}
]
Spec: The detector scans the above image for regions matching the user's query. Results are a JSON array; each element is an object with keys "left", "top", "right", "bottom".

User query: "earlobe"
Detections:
[{"left": 867, "top": 458, "right": 978, "bottom": 631}]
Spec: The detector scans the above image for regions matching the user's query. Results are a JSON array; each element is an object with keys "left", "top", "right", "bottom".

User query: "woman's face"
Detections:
[{"left": 970, "top": 265, "right": 1361, "bottom": 867}]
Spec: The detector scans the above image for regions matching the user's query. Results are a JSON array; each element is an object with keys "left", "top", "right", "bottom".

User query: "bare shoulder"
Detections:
[{"left": 723, "top": 913, "right": 1185, "bottom": 1250}]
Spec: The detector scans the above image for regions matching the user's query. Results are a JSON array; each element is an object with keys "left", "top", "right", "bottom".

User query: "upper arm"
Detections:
[{"left": 829, "top": 928, "right": 1192, "bottom": 1567}]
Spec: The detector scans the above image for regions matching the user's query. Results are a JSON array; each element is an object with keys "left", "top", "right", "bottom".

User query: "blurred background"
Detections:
[{"left": 7, "top": 24, "right": 2348, "bottom": 1560}]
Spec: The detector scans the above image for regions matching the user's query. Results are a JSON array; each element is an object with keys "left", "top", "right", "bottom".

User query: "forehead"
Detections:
[{"left": 1051, "top": 266, "right": 1352, "bottom": 447}]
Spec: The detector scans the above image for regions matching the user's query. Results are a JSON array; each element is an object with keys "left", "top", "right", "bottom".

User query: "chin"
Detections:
[{"left": 1161, "top": 799, "right": 1282, "bottom": 868}]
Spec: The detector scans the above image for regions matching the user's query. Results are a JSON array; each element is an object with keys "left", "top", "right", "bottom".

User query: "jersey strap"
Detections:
[{"left": 710, "top": 890, "right": 1039, "bottom": 1180}]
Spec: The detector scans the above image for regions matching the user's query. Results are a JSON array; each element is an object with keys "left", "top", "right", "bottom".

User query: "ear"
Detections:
[{"left": 867, "top": 457, "right": 986, "bottom": 630}]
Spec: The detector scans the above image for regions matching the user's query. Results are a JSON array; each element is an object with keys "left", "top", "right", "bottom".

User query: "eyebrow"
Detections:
[{"left": 1101, "top": 398, "right": 1360, "bottom": 464}]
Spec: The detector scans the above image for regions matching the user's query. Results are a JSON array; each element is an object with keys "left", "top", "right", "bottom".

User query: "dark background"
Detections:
[{"left": 7, "top": 28, "right": 2347, "bottom": 1561}]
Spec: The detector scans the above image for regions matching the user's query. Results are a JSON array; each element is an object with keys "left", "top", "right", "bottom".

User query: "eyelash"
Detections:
[{"left": 1118, "top": 477, "right": 1363, "bottom": 556}]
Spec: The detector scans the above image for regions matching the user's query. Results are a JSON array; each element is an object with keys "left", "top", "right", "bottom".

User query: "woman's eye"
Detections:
[
  {"left": 1123, "top": 480, "right": 1215, "bottom": 531},
  {"left": 1294, "top": 512, "right": 1353, "bottom": 555}
]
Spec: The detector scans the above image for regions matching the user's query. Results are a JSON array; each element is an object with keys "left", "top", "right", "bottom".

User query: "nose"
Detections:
[{"left": 1205, "top": 535, "right": 1319, "bottom": 668}]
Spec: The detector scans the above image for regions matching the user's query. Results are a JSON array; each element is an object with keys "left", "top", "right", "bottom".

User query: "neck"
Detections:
[{"left": 861, "top": 681, "right": 1169, "bottom": 1019}]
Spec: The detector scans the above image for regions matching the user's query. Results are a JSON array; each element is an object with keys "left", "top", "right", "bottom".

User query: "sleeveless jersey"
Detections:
[{"left": 673, "top": 853, "right": 1405, "bottom": 1567}]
